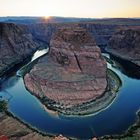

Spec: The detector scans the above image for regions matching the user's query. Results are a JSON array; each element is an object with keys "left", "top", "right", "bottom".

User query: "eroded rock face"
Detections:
[
  {"left": 27, "top": 23, "right": 120, "bottom": 50},
  {"left": 108, "top": 28, "right": 140, "bottom": 66},
  {"left": 50, "top": 27, "right": 106, "bottom": 76},
  {"left": 26, "top": 20, "right": 140, "bottom": 51},
  {"left": 0, "top": 112, "right": 53, "bottom": 140},
  {"left": 24, "top": 26, "right": 107, "bottom": 110},
  {"left": 0, "top": 23, "right": 39, "bottom": 76},
  {"left": 79, "top": 23, "right": 119, "bottom": 47}
]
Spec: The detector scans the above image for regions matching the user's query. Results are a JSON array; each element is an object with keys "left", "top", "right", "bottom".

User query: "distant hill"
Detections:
[
  {"left": 0, "top": 16, "right": 94, "bottom": 24},
  {"left": 0, "top": 16, "right": 140, "bottom": 25},
  {"left": 0, "top": 16, "right": 45, "bottom": 24}
]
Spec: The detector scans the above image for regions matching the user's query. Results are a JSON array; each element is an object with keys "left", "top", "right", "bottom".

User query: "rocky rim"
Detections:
[
  {"left": 0, "top": 23, "right": 41, "bottom": 76},
  {"left": 108, "top": 27, "right": 140, "bottom": 66}
]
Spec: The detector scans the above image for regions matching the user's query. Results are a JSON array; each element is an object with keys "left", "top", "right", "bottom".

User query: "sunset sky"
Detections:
[{"left": 0, "top": 0, "right": 140, "bottom": 18}]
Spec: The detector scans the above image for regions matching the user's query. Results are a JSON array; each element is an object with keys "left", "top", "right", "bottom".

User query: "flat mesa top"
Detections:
[{"left": 51, "top": 26, "right": 96, "bottom": 46}]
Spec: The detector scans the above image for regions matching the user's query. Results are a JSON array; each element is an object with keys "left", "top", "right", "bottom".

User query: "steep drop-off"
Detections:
[
  {"left": 0, "top": 23, "right": 40, "bottom": 76},
  {"left": 26, "top": 23, "right": 121, "bottom": 50},
  {"left": 108, "top": 28, "right": 140, "bottom": 66}
]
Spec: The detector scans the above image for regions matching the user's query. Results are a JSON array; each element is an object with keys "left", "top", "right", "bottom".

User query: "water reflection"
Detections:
[
  {"left": 1, "top": 76, "right": 20, "bottom": 90},
  {"left": 103, "top": 53, "right": 140, "bottom": 79},
  {"left": 110, "top": 54, "right": 140, "bottom": 79},
  {"left": 0, "top": 49, "right": 49, "bottom": 107}
]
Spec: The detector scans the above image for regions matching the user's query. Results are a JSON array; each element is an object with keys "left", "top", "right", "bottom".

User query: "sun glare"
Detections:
[{"left": 44, "top": 16, "right": 50, "bottom": 19}]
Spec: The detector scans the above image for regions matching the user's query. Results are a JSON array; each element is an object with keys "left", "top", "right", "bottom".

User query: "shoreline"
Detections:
[
  {"left": 31, "top": 68, "right": 122, "bottom": 116},
  {"left": 106, "top": 48, "right": 140, "bottom": 68},
  {"left": 2, "top": 101, "right": 140, "bottom": 140},
  {"left": 5, "top": 110, "right": 54, "bottom": 138},
  {"left": 0, "top": 107, "right": 77, "bottom": 140},
  {"left": 0, "top": 101, "right": 55, "bottom": 139},
  {"left": 0, "top": 49, "right": 38, "bottom": 77}
]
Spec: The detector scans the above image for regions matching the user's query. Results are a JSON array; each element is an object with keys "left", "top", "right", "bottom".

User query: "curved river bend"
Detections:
[{"left": 0, "top": 50, "right": 140, "bottom": 139}]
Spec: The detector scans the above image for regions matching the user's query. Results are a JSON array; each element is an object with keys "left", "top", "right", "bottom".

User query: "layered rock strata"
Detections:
[
  {"left": 0, "top": 23, "right": 40, "bottom": 76},
  {"left": 0, "top": 112, "right": 53, "bottom": 140},
  {"left": 27, "top": 21, "right": 140, "bottom": 50},
  {"left": 108, "top": 28, "right": 140, "bottom": 66},
  {"left": 27, "top": 23, "right": 119, "bottom": 49},
  {"left": 24, "top": 26, "right": 107, "bottom": 114}
]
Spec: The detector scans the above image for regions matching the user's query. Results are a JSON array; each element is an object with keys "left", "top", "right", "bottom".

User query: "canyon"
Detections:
[
  {"left": 1, "top": 21, "right": 140, "bottom": 79},
  {"left": 26, "top": 23, "right": 119, "bottom": 50},
  {"left": 0, "top": 18, "right": 140, "bottom": 140}
]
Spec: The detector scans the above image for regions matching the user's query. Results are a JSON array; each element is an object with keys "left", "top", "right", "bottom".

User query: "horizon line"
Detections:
[{"left": 0, "top": 16, "right": 140, "bottom": 19}]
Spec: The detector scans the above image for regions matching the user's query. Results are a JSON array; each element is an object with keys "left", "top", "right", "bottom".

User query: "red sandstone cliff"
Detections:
[{"left": 24, "top": 26, "right": 107, "bottom": 110}]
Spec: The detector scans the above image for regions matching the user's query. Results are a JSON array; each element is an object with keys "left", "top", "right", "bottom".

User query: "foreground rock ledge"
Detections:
[{"left": 24, "top": 26, "right": 107, "bottom": 114}]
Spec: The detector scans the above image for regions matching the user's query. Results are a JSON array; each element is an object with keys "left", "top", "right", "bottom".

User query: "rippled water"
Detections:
[{"left": 0, "top": 50, "right": 140, "bottom": 139}]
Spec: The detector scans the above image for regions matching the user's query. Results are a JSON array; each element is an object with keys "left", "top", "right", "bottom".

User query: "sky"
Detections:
[{"left": 0, "top": 0, "right": 140, "bottom": 18}]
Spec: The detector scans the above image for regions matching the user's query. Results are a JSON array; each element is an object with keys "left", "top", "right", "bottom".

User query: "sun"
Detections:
[{"left": 44, "top": 16, "right": 50, "bottom": 19}]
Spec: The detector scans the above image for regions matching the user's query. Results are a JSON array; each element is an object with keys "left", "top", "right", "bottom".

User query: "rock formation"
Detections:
[
  {"left": 79, "top": 23, "right": 119, "bottom": 47},
  {"left": 24, "top": 26, "right": 107, "bottom": 113},
  {"left": 0, "top": 23, "right": 40, "bottom": 76},
  {"left": 26, "top": 19, "right": 140, "bottom": 49},
  {"left": 26, "top": 23, "right": 121, "bottom": 50},
  {"left": 108, "top": 28, "right": 140, "bottom": 66}
]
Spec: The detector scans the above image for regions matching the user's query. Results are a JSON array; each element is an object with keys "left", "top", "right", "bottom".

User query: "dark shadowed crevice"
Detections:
[{"left": 74, "top": 53, "right": 82, "bottom": 72}]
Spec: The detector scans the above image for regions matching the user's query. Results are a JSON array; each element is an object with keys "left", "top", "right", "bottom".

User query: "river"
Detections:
[{"left": 0, "top": 49, "right": 140, "bottom": 139}]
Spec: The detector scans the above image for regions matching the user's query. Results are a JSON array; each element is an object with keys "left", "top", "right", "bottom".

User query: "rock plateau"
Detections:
[{"left": 24, "top": 26, "right": 107, "bottom": 113}]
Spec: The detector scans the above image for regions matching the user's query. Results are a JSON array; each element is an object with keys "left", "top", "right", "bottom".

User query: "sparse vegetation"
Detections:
[
  {"left": 107, "top": 69, "right": 122, "bottom": 92},
  {"left": 0, "top": 100, "right": 7, "bottom": 112},
  {"left": 103, "top": 55, "right": 114, "bottom": 65}
]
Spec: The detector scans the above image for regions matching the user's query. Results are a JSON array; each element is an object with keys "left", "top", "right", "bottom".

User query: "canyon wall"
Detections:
[
  {"left": 108, "top": 27, "right": 140, "bottom": 66},
  {"left": 26, "top": 23, "right": 121, "bottom": 50},
  {"left": 0, "top": 23, "right": 41, "bottom": 76}
]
